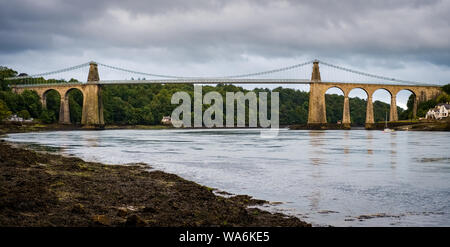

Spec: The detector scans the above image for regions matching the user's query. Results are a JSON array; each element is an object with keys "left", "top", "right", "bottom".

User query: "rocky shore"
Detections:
[
  {"left": 289, "top": 120, "right": 450, "bottom": 131},
  {"left": 394, "top": 120, "right": 450, "bottom": 131},
  {"left": 0, "top": 125, "right": 310, "bottom": 227}
]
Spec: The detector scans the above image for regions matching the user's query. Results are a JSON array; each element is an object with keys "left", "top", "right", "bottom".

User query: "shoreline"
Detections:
[
  {"left": 1, "top": 119, "right": 448, "bottom": 135},
  {"left": 289, "top": 120, "right": 450, "bottom": 131},
  {"left": 0, "top": 125, "right": 310, "bottom": 227}
]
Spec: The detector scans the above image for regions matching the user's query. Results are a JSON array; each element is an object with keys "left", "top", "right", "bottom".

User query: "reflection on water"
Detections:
[
  {"left": 84, "top": 135, "right": 99, "bottom": 147},
  {"left": 4, "top": 129, "right": 450, "bottom": 227},
  {"left": 309, "top": 131, "right": 324, "bottom": 167},
  {"left": 390, "top": 134, "right": 397, "bottom": 168}
]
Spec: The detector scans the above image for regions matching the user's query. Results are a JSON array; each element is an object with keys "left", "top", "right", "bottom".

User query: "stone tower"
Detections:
[
  {"left": 311, "top": 60, "right": 321, "bottom": 82},
  {"left": 81, "top": 61, "right": 104, "bottom": 127},
  {"left": 87, "top": 62, "right": 100, "bottom": 82}
]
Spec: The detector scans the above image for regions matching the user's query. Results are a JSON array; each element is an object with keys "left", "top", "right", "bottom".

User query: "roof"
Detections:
[{"left": 436, "top": 103, "right": 450, "bottom": 110}]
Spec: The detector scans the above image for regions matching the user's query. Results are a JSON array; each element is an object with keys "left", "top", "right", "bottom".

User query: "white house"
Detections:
[
  {"left": 5, "top": 114, "right": 34, "bottom": 123},
  {"left": 6, "top": 114, "right": 23, "bottom": 122},
  {"left": 161, "top": 116, "right": 171, "bottom": 125},
  {"left": 426, "top": 103, "right": 450, "bottom": 120}
]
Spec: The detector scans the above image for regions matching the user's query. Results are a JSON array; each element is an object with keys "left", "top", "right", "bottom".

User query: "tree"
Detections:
[
  {"left": 399, "top": 94, "right": 416, "bottom": 120},
  {"left": 68, "top": 89, "right": 83, "bottom": 123},
  {"left": 442, "top": 84, "right": 450, "bottom": 95},
  {"left": 149, "top": 89, "right": 173, "bottom": 124},
  {"left": 0, "top": 91, "right": 21, "bottom": 112},
  {"left": 436, "top": 93, "right": 450, "bottom": 104},
  {"left": 21, "top": 90, "right": 42, "bottom": 118},
  {"left": 0, "top": 99, "right": 12, "bottom": 120},
  {"left": 140, "top": 106, "right": 154, "bottom": 124},
  {"left": 17, "top": 110, "right": 31, "bottom": 119},
  {"left": 0, "top": 67, "right": 18, "bottom": 91},
  {"left": 39, "top": 109, "right": 56, "bottom": 124},
  {"left": 44, "top": 90, "right": 61, "bottom": 122}
]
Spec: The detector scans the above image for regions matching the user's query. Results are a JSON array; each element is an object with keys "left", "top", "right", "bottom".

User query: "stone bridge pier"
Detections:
[
  {"left": 307, "top": 61, "right": 442, "bottom": 128},
  {"left": 12, "top": 62, "right": 104, "bottom": 127}
]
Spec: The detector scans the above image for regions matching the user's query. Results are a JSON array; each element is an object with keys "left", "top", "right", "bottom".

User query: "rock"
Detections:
[
  {"left": 229, "top": 195, "right": 267, "bottom": 206},
  {"left": 92, "top": 215, "right": 110, "bottom": 226},
  {"left": 125, "top": 214, "right": 147, "bottom": 227},
  {"left": 117, "top": 207, "right": 128, "bottom": 217},
  {"left": 142, "top": 206, "right": 157, "bottom": 214},
  {"left": 71, "top": 203, "right": 85, "bottom": 214}
]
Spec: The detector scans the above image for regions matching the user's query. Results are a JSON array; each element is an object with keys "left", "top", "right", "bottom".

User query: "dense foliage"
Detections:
[
  {"left": 1, "top": 66, "right": 448, "bottom": 126},
  {"left": 1, "top": 67, "right": 44, "bottom": 121}
]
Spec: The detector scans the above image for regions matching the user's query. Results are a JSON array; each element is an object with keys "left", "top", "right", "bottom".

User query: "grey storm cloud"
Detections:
[{"left": 1, "top": 0, "right": 450, "bottom": 79}]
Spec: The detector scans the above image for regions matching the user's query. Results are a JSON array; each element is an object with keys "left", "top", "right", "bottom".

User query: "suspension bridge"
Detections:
[{"left": 6, "top": 60, "right": 442, "bottom": 128}]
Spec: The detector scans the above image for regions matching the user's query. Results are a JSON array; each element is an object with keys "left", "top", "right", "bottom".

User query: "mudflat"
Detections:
[{"left": 0, "top": 140, "right": 310, "bottom": 227}]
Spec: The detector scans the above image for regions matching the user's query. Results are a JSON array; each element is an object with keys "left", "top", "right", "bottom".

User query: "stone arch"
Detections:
[
  {"left": 348, "top": 88, "right": 370, "bottom": 126},
  {"left": 64, "top": 88, "right": 85, "bottom": 124},
  {"left": 371, "top": 88, "right": 393, "bottom": 98},
  {"left": 325, "top": 85, "right": 346, "bottom": 95},
  {"left": 396, "top": 88, "right": 416, "bottom": 97},
  {"left": 64, "top": 87, "right": 84, "bottom": 101},
  {"left": 349, "top": 87, "right": 369, "bottom": 98},
  {"left": 42, "top": 89, "right": 62, "bottom": 123},
  {"left": 372, "top": 88, "right": 394, "bottom": 122},
  {"left": 42, "top": 88, "right": 60, "bottom": 104},
  {"left": 324, "top": 86, "right": 345, "bottom": 124},
  {"left": 396, "top": 88, "right": 417, "bottom": 120}
]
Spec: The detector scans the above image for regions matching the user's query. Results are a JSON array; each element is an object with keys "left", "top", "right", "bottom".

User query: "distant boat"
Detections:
[{"left": 383, "top": 111, "right": 394, "bottom": 132}]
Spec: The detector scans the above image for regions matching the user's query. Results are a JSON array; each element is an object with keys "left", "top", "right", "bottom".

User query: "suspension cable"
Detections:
[
  {"left": 97, "top": 60, "right": 315, "bottom": 79},
  {"left": 317, "top": 60, "right": 431, "bottom": 85},
  {"left": 4, "top": 62, "right": 91, "bottom": 80},
  {"left": 222, "top": 60, "right": 314, "bottom": 78}
]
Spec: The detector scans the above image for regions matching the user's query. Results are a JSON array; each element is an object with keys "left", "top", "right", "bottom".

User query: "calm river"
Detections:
[{"left": 4, "top": 129, "right": 450, "bottom": 226}]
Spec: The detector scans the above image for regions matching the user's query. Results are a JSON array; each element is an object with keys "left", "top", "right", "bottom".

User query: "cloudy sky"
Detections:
[{"left": 1, "top": 0, "right": 450, "bottom": 106}]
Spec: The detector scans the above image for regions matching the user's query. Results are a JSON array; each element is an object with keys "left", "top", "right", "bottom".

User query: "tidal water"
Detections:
[{"left": 4, "top": 129, "right": 450, "bottom": 226}]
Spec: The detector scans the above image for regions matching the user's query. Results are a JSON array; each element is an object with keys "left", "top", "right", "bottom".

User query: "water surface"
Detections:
[{"left": 4, "top": 129, "right": 450, "bottom": 226}]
